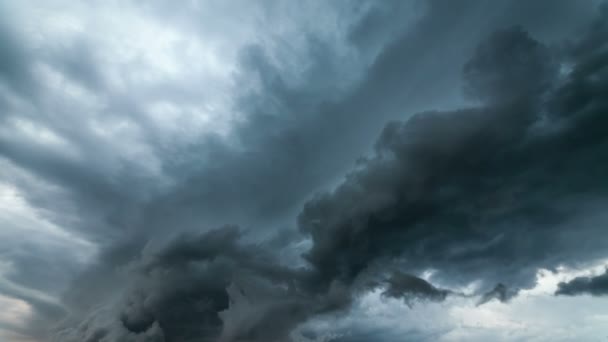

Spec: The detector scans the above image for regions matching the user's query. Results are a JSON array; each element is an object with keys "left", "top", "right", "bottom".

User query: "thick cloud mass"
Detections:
[
  {"left": 476, "top": 283, "right": 517, "bottom": 306},
  {"left": 53, "top": 226, "right": 353, "bottom": 342},
  {"left": 0, "top": 1, "right": 607, "bottom": 341},
  {"left": 299, "top": 25, "right": 608, "bottom": 293},
  {"left": 381, "top": 273, "right": 451, "bottom": 306},
  {"left": 56, "top": 19, "right": 608, "bottom": 341},
  {"left": 556, "top": 269, "right": 608, "bottom": 297}
]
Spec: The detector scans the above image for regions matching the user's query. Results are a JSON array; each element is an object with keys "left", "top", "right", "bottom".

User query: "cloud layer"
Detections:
[{"left": 0, "top": 1, "right": 607, "bottom": 341}]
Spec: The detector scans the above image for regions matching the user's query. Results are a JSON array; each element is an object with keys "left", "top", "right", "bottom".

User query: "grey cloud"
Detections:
[
  {"left": 0, "top": 238, "right": 85, "bottom": 302},
  {"left": 462, "top": 26, "right": 558, "bottom": 103},
  {"left": 52, "top": 2, "right": 608, "bottom": 341},
  {"left": 0, "top": 278, "right": 66, "bottom": 322},
  {"left": 54, "top": 226, "right": 345, "bottom": 342},
  {"left": 555, "top": 269, "right": 608, "bottom": 297},
  {"left": 62, "top": 14, "right": 608, "bottom": 338},
  {"left": 2, "top": 0, "right": 598, "bottom": 242},
  {"left": 139, "top": 0, "right": 600, "bottom": 235},
  {"left": 0, "top": 14, "right": 34, "bottom": 102},
  {"left": 476, "top": 283, "right": 518, "bottom": 306},
  {"left": 381, "top": 273, "right": 451, "bottom": 307},
  {"left": 381, "top": 273, "right": 518, "bottom": 308},
  {"left": 53, "top": 305, "right": 166, "bottom": 342},
  {"left": 299, "top": 20, "right": 608, "bottom": 295},
  {"left": 0, "top": 1, "right": 605, "bottom": 341}
]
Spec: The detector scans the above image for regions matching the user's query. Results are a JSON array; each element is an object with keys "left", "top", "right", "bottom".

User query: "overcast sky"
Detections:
[{"left": 1, "top": 1, "right": 607, "bottom": 341}]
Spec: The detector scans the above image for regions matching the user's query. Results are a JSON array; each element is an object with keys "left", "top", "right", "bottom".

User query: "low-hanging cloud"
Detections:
[
  {"left": 0, "top": 1, "right": 607, "bottom": 341},
  {"left": 53, "top": 226, "right": 350, "bottom": 342},
  {"left": 381, "top": 272, "right": 451, "bottom": 307},
  {"left": 53, "top": 9, "right": 608, "bottom": 339},
  {"left": 555, "top": 269, "right": 608, "bottom": 297},
  {"left": 299, "top": 21, "right": 608, "bottom": 295}
]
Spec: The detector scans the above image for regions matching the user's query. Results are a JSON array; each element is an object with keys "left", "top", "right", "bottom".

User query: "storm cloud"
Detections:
[
  {"left": 381, "top": 273, "right": 452, "bottom": 306},
  {"left": 53, "top": 227, "right": 321, "bottom": 342},
  {"left": 556, "top": 269, "right": 608, "bottom": 297},
  {"left": 0, "top": 1, "right": 607, "bottom": 341},
  {"left": 299, "top": 22, "right": 608, "bottom": 294}
]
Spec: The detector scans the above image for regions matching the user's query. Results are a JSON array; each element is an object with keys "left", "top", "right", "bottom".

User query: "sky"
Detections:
[{"left": 0, "top": 0, "right": 607, "bottom": 341}]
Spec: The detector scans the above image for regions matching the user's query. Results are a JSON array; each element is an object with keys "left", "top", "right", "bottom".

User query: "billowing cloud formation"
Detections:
[
  {"left": 53, "top": 12, "right": 608, "bottom": 340},
  {"left": 299, "top": 22, "right": 608, "bottom": 294},
  {"left": 0, "top": 1, "right": 607, "bottom": 341},
  {"left": 476, "top": 284, "right": 517, "bottom": 306},
  {"left": 53, "top": 226, "right": 358, "bottom": 342},
  {"left": 556, "top": 269, "right": 608, "bottom": 297},
  {"left": 54, "top": 227, "right": 314, "bottom": 341},
  {"left": 382, "top": 273, "right": 451, "bottom": 306}
]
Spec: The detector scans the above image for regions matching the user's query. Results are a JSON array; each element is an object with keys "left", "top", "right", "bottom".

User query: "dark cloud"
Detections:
[
  {"left": 44, "top": 2, "right": 608, "bottom": 341},
  {"left": 462, "top": 26, "right": 558, "bottom": 103},
  {"left": 0, "top": 0, "right": 601, "bottom": 241},
  {"left": 379, "top": 273, "right": 518, "bottom": 308},
  {"left": 56, "top": 12, "right": 608, "bottom": 339},
  {"left": 0, "top": 0, "right": 595, "bottom": 244},
  {"left": 0, "top": 1, "right": 606, "bottom": 341},
  {"left": 381, "top": 273, "right": 451, "bottom": 306},
  {"left": 476, "top": 283, "right": 518, "bottom": 306},
  {"left": 131, "top": 0, "right": 602, "bottom": 235},
  {"left": 555, "top": 269, "right": 608, "bottom": 297},
  {"left": 53, "top": 226, "right": 351, "bottom": 342},
  {"left": 298, "top": 20, "right": 608, "bottom": 295}
]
